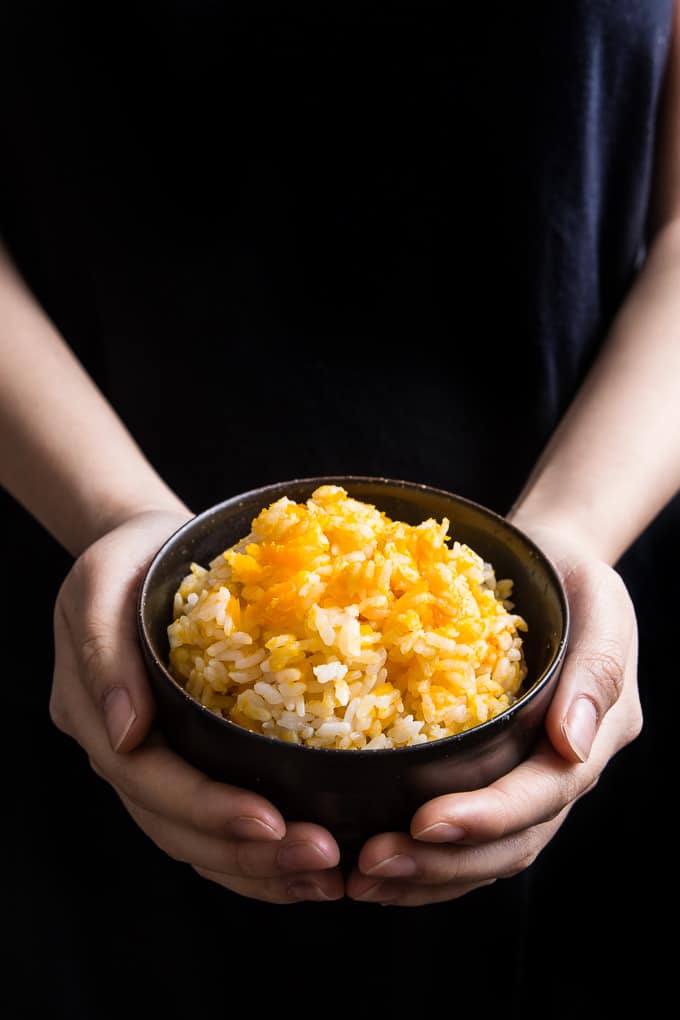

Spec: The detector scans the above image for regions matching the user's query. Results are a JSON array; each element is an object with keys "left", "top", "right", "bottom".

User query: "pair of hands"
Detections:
[{"left": 50, "top": 508, "right": 642, "bottom": 906}]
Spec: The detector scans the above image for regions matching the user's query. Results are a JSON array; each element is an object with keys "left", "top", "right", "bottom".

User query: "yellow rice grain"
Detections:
[{"left": 167, "top": 485, "right": 528, "bottom": 749}]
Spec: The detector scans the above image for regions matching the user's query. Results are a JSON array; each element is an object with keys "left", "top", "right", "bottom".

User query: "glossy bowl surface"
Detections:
[{"left": 138, "top": 476, "right": 569, "bottom": 853}]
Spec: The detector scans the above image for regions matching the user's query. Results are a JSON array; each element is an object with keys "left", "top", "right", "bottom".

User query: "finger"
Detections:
[
  {"left": 120, "top": 794, "right": 340, "bottom": 876},
  {"left": 348, "top": 873, "right": 497, "bottom": 907},
  {"left": 54, "top": 617, "right": 290, "bottom": 840},
  {"left": 54, "top": 629, "right": 287, "bottom": 840},
  {"left": 410, "top": 738, "right": 593, "bottom": 844},
  {"left": 193, "top": 866, "right": 345, "bottom": 904},
  {"left": 96, "top": 734, "right": 291, "bottom": 839},
  {"left": 353, "top": 810, "right": 566, "bottom": 887},
  {"left": 546, "top": 560, "right": 636, "bottom": 763}
]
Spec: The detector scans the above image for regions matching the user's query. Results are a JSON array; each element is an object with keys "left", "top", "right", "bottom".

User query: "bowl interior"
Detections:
[{"left": 140, "top": 476, "right": 567, "bottom": 717}]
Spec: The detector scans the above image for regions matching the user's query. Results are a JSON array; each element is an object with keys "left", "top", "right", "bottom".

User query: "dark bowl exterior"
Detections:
[{"left": 138, "top": 477, "right": 569, "bottom": 854}]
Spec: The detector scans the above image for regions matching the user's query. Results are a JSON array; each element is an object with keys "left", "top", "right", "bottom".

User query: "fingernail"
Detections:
[
  {"left": 366, "top": 854, "right": 417, "bottom": 878},
  {"left": 563, "top": 696, "right": 599, "bottom": 762},
  {"left": 103, "top": 687, "right": 136, "bottom": 751},
  {"left": 412, "top": 822, "right": 467, "bottom": 842},
  {"left": 287, "top": 881, "right": 335, "bottom": 902},
  {"left": 228, "top": 816, "right": 284, "bottom": 841},
  {"left": 277, "top": 841, "right": 331, "bottom": 872}
]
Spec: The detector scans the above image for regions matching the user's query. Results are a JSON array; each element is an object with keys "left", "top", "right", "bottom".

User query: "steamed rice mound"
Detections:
[{"left": 167, "top": 485, "right": 528, "bottom": 750}]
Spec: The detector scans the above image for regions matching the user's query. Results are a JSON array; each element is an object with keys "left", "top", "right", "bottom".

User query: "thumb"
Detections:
[
  {"left": 79, "top": 595, "right": 156, "bottom": 753},
  {"left": 63, "top": 534, "right": 164, "bottom": 753},
  {"left": 544, "top": 561, "right": 636, "bottom": 764}
]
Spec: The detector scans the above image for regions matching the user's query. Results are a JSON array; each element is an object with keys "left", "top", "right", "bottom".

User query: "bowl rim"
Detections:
[{"left": 137, "top": 475, "right": 571, "bottom": 758}]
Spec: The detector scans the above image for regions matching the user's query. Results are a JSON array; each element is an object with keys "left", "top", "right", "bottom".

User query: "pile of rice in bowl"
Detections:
[{"left": 167, "top": 485, "right": 528, "bottom": 750}]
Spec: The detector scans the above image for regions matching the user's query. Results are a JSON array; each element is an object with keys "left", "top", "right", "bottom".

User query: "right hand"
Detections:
[{"left": 50, "top": 509, "right": 344, "bottom": 903}]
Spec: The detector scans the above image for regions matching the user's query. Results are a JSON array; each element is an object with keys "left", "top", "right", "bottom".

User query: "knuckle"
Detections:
[
  {"left": 538, "top": 795, "right": 569, "bottom": 825},
  {"left": 571, "top": 559, "right": 631, "bottom": 608},
  {"left": 429, "top": 852, "right": 463, "bottom": 885},
  {"left": 87, "top": 755, "right": 106, "bottom": 780},
  {"left": 70, "top": 546, "right": 100, "bottom": 588},
  {"left": 55, "top": 571, "right": 119, "bottom": 704},
  {"left": 60, "top": 551, "right": 98, "bottom": 616},
  {"left": 607, "top": 566, "right": 635, "bottom": 611},
  {"left": 521, "top": 838, "right": 542, "bottom": 871},
  {"left": 511, "top": 757, "right": 580, "bottom": 824},
  {"left": 193, "top": 865, "right": 210, "bottom": 880},
  {"left": 80, "top": 631, "right": 111, "bottom": 677},
  {"left": 54, "top": 562, "right": 86, "bottom": 617},
  {"left": 48, "top": 688, "right": 70, "bottom": 735},
  {"left": 58, "top": 554, "right": 118, "bottom": 700},
  {"left": 79, "top": 632, "right": 117, "bottom": 699},
  {"left": 192, "top": 868, "right": 287, "bottom": 904},
  {"left": 234, "top": 839, "right": 266, "bottom": 877},
  {"left": 484, "top": 784, "right": 528, "bottom": 838},
  {"left": 580, "top": 645, "right": 626, "bottom": 708},
  {"left": 111, "top": 770, "right": 147, "bottom": 813},
  {"left": 563, "top": 560, "right": 600, "bottom": 602},
  {"left": 501, "top": 836, "right": 542, "bottom": 878},
  {"left": 266, "top": 879, "right": 304, "bottom": 904},
  {"left": 164, "top": 845, "right": 190, "bottom": 865},
  {"left": 580, "top": 774, "right": 600, "bottom": 799},
  {"left": 53, "top": 576, "right": 70, "bottom": 622},
  {"left": 625, "top": 704, "right": 644, "bottom": 745},
  {"left": 551, "top": 768, "right": 582, "bottom": 815},
  {"left": 185, "top": 776, "right": 217, "bottom": 832},
  {"left": 145, "top": 829, "right": 190, "bottom": 865},
  {"left": 502, "top": 862, "right": 533, "bottom": 880}
]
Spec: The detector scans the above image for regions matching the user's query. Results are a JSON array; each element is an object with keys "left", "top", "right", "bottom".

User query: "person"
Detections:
[{"left": 2, "top": 2, "right": 678, "bottom": 1016}]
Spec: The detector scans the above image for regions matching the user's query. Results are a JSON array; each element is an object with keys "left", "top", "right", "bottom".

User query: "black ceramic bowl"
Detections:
[{"left": 138, "top": 477, "right": 569, "bottom": 854}]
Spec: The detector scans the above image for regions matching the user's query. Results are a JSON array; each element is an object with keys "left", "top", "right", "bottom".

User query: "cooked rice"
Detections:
[{"left": 167, "top": 485, "right": 528, "bottom": 749}]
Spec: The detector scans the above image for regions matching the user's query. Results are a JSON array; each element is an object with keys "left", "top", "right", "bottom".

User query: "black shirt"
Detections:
[{"left": 1, "top": 1, "right": 671, "bottom": 512}]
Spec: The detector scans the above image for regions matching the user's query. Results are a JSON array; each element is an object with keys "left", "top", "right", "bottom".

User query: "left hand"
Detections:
[{"left": 346, "top": 523, "right": 643, "bottom": 906}]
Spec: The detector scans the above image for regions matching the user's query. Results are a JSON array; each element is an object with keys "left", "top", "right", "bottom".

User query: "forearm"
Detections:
[
  {"left": 511, "top": 217, "right": 680, "bottom": 564},
  {"left": 0, "top": 243, "right": 188, "bottom": 556}
]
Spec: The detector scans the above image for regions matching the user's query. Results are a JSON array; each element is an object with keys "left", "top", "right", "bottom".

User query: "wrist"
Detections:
[
  {"left": 507, "top": 501, "right": 608, "bottom": 564},
  {"left": 75, "top": 482, "right": 192, "bottom": 558}
]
